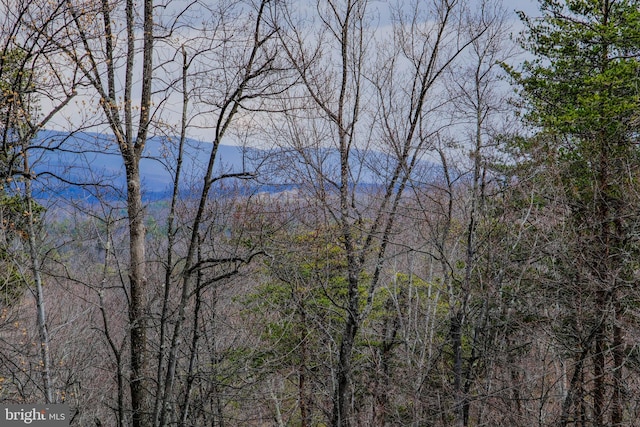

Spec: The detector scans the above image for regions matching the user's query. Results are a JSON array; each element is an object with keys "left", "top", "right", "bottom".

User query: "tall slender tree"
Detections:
[
  {"left": 0, "top": 0, "right": 77, "bottom": 404},
  {"left": 61, "top": 0, "right": 156, "bottom": 422},
  {"left": 510, "top": 1, "right": 640, "bottom": 424},
  {"left": 273, "top": 0, "right": 492, "bottom": 424}
]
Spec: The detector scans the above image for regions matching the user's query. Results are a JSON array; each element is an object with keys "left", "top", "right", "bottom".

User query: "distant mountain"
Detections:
[
  {"left": 26, "top": 130, "right": 445, "bottom": 202},
  {"left": 30, "top": 130, "right": 264, "bottom": 200}
]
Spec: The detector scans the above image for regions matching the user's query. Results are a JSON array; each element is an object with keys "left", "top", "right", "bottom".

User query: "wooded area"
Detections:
[{"left": 1, "top": 0, "right": 639, "bottom": 425}]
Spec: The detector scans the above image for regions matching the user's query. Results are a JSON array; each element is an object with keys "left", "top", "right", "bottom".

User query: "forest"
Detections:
[{"left": 1, "top": 0, "right": 639, "bottom": 426}]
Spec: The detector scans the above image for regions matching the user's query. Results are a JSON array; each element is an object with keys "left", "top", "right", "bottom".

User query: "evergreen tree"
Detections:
[
  {"left": 510, "top": 1, "right": 640, "bottom": 424},
  {"left": 0, "top": 47, "right": 33, "bottom": 302}
]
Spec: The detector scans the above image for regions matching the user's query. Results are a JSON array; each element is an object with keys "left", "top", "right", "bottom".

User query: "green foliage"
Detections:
[
  {"left": 507, "top": 3, "right": 640, "bottom": 421},
  {"left": 513, "top": 0, "right": 640, "bottom": 139},
  {"left": 0, "top": 48, "right": 31, "bottom": 89},
  {"left": 0, "top": 49, "right": 42, "bottom": 306},
  {"left": 0, "top": 193, "right": 43, "bottom": 236},
  {"left": 363, "top": 272, "right": 450, "bottom": 351},
  {"left": 0, "top": 246, "right": 28, "bottom": 305},
  {"left": 0, "top": 47, "right": 36, "bottom": 184},
  {"left": 508, "top": 0, "right": 640, "bottom": 233},
  {"left": 0, "top": 193, "right": 42, "bottom": 306},
  {"left": 144, "top": 215, "right": 164, "bottom": 239}
]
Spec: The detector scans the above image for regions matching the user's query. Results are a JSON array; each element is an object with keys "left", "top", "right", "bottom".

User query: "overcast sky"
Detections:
[
  {"left": 508, "top": 0, "right": 542, "bottom": 18},
  {"left": 43, "top": 0, "right": 545, "bottom": 141}
]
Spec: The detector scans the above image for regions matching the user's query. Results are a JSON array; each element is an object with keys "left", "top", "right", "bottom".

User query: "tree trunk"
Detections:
[
  {"left": 25, "top": 168, "right": 53, "bottom": 404},
  {"left": 126, "top": 162, "right": 149, "bottom": 427},
  {"left": 451, "top": 311, "right": 464, "bottom": 426},
  {"left": 611, "top": 294, "right": 623, "bottom": 425},
  {"left": 331, "top": 279, "right": 359, "bottom": 427},
  {"left": 593, "top": 301, "right": 605, "bottom": 426}
]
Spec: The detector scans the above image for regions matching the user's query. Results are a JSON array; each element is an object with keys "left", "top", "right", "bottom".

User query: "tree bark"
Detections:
[
  {"left": 24, "top": 156, "right": 53, "bottom": 404},
  {"left": 331, "top": 286, "right": 358, "bottom": 427},
  {"left": 126, "top": 161, "right": 149, "bottom": 427}
]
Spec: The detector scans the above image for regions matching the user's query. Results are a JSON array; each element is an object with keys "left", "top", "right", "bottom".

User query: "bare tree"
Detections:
[
  {"left": 58, "top": 0, "right": 154, "bottom": 420},
  {"left": 438, "top": 2, "right": 517, "bottom": 424},
  {"left": 148, "top": 2, "right": 283, "bottom": 425},
  {"left": 0, "top": 0, "right": 78, "bottom": 405},
  {"left": 269, "top": 0, "right": 492, "bottom": 425}
]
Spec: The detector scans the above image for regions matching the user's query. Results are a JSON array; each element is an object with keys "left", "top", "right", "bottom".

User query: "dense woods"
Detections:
[{"left": 1, "top": 0, "right": 640, "bottom": 426}]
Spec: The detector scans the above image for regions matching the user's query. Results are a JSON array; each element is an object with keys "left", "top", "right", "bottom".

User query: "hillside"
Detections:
[
  {"left": 30, "top": 130, "right": 263, "bottom": 200},
  {"left": 30, "top": 130, "right": 439, "bottom": 201}
]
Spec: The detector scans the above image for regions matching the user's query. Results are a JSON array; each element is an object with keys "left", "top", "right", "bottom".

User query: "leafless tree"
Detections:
[
  {"left": 266, "top": 0, "right": 494, "bottom": 425},
  {"left": 0, "top": 0, "right": 78, "bottom": 406}
]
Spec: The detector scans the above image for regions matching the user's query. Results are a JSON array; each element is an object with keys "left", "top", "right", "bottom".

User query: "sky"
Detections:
[
  {"left": 40, "top": 0, "right": 545, "bottom": 143},
  {"left": 510, "top": 0, "right": 542, "bottom": 17}
]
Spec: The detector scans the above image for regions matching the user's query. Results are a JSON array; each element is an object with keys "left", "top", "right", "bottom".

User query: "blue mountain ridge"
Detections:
[
  {"left": 26, "top": 130, "right": 444, "bottom": 202},
  {"left": 29, "top": 130, "right": 269, "bottom": 201}
]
